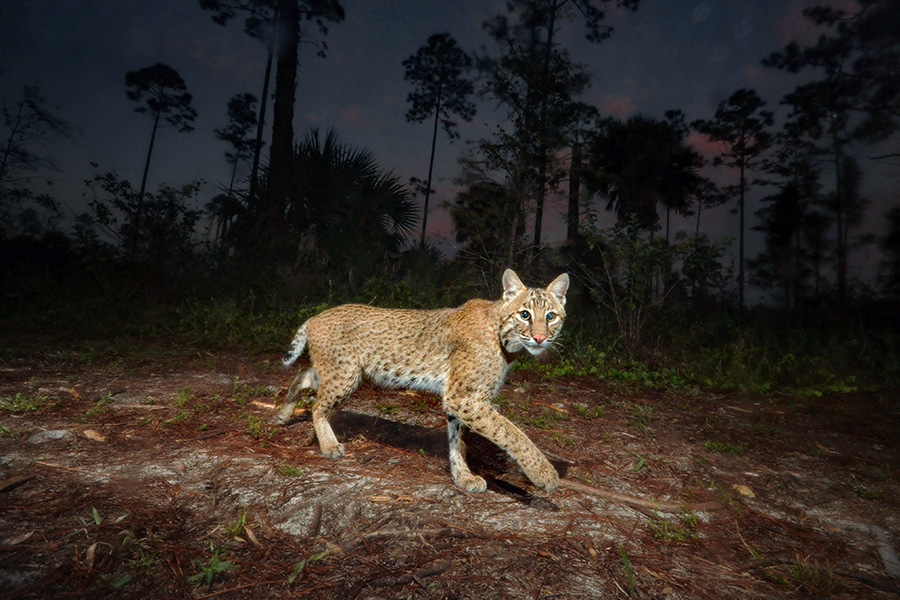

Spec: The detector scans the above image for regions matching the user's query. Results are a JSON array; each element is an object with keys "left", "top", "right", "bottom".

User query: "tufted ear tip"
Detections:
[
  {"left": 547, "top": 273, "right": 569, "bottom": 305},
  {"left": 502, "top": 269, "right": 525, "bottom": 300}
]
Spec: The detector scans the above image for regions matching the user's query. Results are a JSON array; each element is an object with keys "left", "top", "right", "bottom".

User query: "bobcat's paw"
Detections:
[
  {"left": 528, "top": 461, "right": 560, "bottom": 492},
  {"left": 275, "top": 403, "right": 299, "bottom": 425},
  {"left": 320, "top": 443, "right": 345, "bottom": 459},
  {"left": 454, "top": 473, "right": 488, "bottom": 493}
]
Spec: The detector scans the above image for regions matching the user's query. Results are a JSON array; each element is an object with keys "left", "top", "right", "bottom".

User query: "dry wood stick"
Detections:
[{"left": 560, "top": 478, "right": 724, "bottom": 513}]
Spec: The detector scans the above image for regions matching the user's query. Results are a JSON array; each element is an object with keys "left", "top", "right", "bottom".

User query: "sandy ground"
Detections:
[{"left": 1, "top": 341, "right": 898, "bottom": 599}]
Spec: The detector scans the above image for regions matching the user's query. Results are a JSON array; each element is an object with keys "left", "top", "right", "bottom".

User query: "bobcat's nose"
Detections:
[{"left": 532, "top": 334, "right": 547, "bottom": 344}]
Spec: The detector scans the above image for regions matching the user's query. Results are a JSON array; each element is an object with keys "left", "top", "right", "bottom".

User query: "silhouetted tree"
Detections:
[
  {"left": 200, "top": 0, "right": 278, "bottom": 199},
  {"left": 403, "top": 33, "right": 476, "bottom": 247},
  {"left": 880, "top": 204, "right": 900, "bottom": 297},
  {"left": 691, "top": 178, "right": 727, "bottom": 234},
  {"left": 84, "top": 168, "right": 203, "bottom": 265},
  {"left": 827, "top": 154, "right": 870, "bottom": 292},
  {"left": 763, "top": 0, "right": 900, "bottom": 155},
  {"left": 752, "top": 117, "right": 822, "bottom": 309},
  {"left": 447, "top": 132, "right": 532, "bottom": 274},
  {"left": 279, "top": 128, "right": 416, "bottom": 288},
  {"left": 233, "top": 0, "right": 344, "bottom": 253},
  {"left": 216, "top": 93, "right": 260, "bottom": 196},
  {"left": 692, "top": 88, "right": 773, "bottom": 311},
  {"left": 0, "top": 86, "right": 76, "bottom": 188},
  {"left": 586, "top": 115, "right": 702, "bottom": 234},
  {"left": 209, "top": 93, "right": 260, "bottom": 244},
  {"left": 268, "top": 0, "right": 344, "bottom": 197},
  {"left": 125, "top": 63, "right": 197, "bottom": 255},
  {"left": 563, "top": 101, "right": 599, "bottom": 246},
  {"left": 0, "top": 86, "right": 76, "bottom": 237},
  {"left": 450, "top": 179, "right": 527, "bottom": 279},
  {"left": 481, "top": 0, "right": 639, "bottom": 253}
]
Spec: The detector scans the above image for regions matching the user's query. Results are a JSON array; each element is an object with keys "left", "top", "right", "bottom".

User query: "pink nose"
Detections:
[{"left": 533, "top": 334, "right": 547, "bottom": 344}]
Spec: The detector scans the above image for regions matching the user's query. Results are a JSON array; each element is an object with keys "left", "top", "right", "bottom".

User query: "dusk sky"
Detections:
[{"left": 2, "top": 0, "right": 896, "bottom": 297}]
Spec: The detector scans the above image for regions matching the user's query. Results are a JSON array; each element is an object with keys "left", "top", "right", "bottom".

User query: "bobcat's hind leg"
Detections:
[
  {"left": 311, "top": 373, "right": 359, "bottom": 458},
  {"left": 276, "top": 367, "right": 320, "bottom": 425},
  {"left": 446, "top": 414, "right": 487, "bottom": 493}
]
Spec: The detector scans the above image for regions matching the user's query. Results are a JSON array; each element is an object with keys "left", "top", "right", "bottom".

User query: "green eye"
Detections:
[
  {"left": 519, "top": 310, "right": 531, "bottom": 320},
  {"left": 546, "top": 312, "right": 556, "bottom": 321}
]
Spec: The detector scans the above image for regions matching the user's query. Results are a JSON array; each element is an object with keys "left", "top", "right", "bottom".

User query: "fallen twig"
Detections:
[
  {"left": 560, "top": 478, "right": 724, "bottom": 513},
  {"left": 0, "top": 474, "right": 35, "bottom": 494}
]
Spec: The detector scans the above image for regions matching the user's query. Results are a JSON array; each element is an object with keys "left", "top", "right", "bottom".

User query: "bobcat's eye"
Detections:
[
  {"left": 546, "top": 312, "right": 556, "bottom": 322},
  {"left": 519, "top": 310, "right": 531, "bottom": 321}
]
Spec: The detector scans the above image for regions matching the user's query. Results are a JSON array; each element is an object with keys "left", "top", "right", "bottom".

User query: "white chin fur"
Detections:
[{"left": 524, "top": 343, "right": 548, "bottom": 356}]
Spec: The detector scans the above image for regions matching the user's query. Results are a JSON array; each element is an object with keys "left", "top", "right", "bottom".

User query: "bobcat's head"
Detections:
[{"left": 499, "top": 269, "right": 569, "bottom": 356}]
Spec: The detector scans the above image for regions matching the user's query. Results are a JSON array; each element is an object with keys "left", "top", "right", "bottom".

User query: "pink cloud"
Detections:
[
  {"left": 338, "top": 104, "right": 367, "bottom": 126},
  {"left": 774, "top": 0, "right": 857, "bottom": 46},
  {"left": 743, "top": 63, "right": 770, "bottom": 87},
  {"left": 687, "top": 131, "right": 727, "bottom": 161},
  {"left": 597, "top": 93, "right": 635, "bottom": 118}
]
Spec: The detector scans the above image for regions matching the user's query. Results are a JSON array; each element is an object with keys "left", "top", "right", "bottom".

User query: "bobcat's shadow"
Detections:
[{"left": 324, "top": 410, "right": 566, "bottom": 509}]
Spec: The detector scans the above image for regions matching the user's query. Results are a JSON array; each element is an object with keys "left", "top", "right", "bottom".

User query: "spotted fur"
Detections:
[{"left": 277, "top": 269, "right": 569, "bottom": 493}]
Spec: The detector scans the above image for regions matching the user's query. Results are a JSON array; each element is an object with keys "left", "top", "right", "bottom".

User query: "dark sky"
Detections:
[{"left": 1, "top": 0, "right": 895, "bottom": 293}]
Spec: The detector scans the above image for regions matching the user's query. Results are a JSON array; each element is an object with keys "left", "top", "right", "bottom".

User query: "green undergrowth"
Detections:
[
  {"left": 2, "top": 284, "right": 895, "bottom": 397},
  {"left": 517, "top": 315, "right": 894, "bottom": 397}
]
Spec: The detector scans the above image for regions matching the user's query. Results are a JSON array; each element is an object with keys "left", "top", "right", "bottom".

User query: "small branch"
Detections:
[{"left": 560, "top": 478, "right": 724, "bottom": 513}]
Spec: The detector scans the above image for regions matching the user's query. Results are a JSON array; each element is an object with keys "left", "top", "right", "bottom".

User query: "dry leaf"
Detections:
[
  {"left": 733, "top": 484, "right": 755, "bottom": 498},
  {"left": 83, "top": 429, "right": 106, "bottom": 442},
  {"left": 85, "top": 542, "right": 98, "bottom": 570},
  {"left": 815, "top": 442, "right": 834, "bottom": 454},
  {"left": 4, "top": 530, "right": 34, "bottom": 545},
  {"left": 244, "top": 524, "right": 263, "bottom": 549}
]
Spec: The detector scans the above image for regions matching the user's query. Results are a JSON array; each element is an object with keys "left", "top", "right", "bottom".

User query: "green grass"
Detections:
[
  {"left": 703, "top": 440, "right": 746, "bottom": 455},
  {"left": 81, "top": 393, "right": 114, "bottom": 421},
  {"left": 376, "top": 402, "right": 400, "bottom": 415},
  {"left": 222, "top": 510, "right": 248, "bottom": 538},
  {"left": 575, "top": 402, "right": 604, "bottom": 419},
  {"left": 276, "top": 465, "right": 304, "bottom": 477},
  {"left": 188, "top": 543, "right": 238, "bottom": 587},
  {"left": 789, "top": 556, "right": 834, "bottom": 595},
  {"left": 1, "top": 391, "right": 52, "bottom": 412}
]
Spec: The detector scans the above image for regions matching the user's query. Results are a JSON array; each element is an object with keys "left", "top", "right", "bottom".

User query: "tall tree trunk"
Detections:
[
  {"left": 420, "top": 88, "right": 443, "bottom": 248},
  {"left": 532, "top": 2, "right": 559, "bottom": 256},
  {"left": 695, "top": 196, "right": 702, "bottom": 233},
  {"left": 133, "top": 110, "right": 161, "bottom": 257},
  {"left": 738, "top": 162, "right": 746, "bottom": 312},
  {"left": 269, "top": 0, "right": 298, "bottom": 201},
  {"left": 259, "top": 0, "right": 299, "bottom": 249},
  {"left": 566, "top": 142, "right": 581, "bottom": 243},
  {"left": 249, "top": 30, "right": 276, "bottom": 202},
  {"left": 0, "top": 100, "right": 24, "bottom": 185},
  {"left": 834, "top": 144, "right": 846, "bottom": 299}
]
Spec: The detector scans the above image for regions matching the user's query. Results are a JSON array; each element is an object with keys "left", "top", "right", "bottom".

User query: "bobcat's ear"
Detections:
[
  {"left": 546, "top": 273, "right": 569, "bottom": 306},
  {"left": 502, "top": 269, "right": 525, "bottom": 301}
]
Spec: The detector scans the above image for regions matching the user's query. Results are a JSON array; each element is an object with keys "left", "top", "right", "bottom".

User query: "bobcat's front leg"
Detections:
[
  {"left": 445, "top": 396, "right": 559, "bottom": 492},
  {"left": 446, "top": 414, "right": 487, "bottom": 493}
]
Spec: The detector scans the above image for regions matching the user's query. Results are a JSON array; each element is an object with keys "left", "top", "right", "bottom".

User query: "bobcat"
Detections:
[{"left": 277, "top": 269, "right": 569, "bottom": 493}]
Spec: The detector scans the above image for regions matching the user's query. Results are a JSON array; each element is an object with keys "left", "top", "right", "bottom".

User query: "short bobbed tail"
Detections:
[{"left": 282, "top": 322, "right": 309, "bottom": 366}]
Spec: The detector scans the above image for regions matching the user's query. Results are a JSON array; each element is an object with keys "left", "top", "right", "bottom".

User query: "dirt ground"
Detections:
[{"left": 1, "top": 339, "right": 898, "bottom": 599}]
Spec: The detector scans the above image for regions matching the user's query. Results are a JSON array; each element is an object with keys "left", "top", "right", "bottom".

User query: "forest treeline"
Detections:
[{"left": 1, "top": 0, "right": 898, "bottom": 394}]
